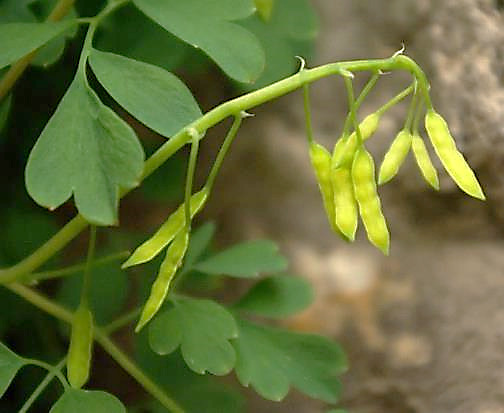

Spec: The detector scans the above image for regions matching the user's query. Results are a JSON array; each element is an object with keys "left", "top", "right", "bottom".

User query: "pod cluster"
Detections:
[
  {"left": 122, "top": 187, "right": 209, "bottom": 332},
  {"left": 309, "top": 108, "right": 485, "bottom": 255}
]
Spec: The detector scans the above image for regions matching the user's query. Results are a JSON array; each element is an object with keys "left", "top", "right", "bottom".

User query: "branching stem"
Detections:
[
  {"left": 0, "top": 54, "right": 431, "bottom": 283},
  {"left": 5, "top": 283, "right": 185, "bottom": 413}
]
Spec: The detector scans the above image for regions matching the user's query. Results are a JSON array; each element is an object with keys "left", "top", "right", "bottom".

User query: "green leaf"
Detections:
[
  {"left": 326, "top": 410, "right": 348, "bottom": 413},
  {"left": 97, "top": 3, "right": 189, "bottom": 72},
  {"left": 234, "top": 274, "right": 313, "bottom": 318},
  {"left": 193, "top": 240, "right": 288, "bottom": 278},
  {"left": 25, "top": 76, "right": 145, "bottom": 225},
  {"left": 50, "top": 388, "right": 126, "bottom": 413},
  {"left": 133, "top": 0, "right": 265, "bottom": 83},
  {"left": 233, "top": 318, "right": 347, "bottom": 402},
  {"left": 0, "top": 94, "right": 12, "bottom": 133},
  {"left": 0, "top": 0, "right": 78, "bottom": 68},
  {"left": 0, "top": 342, "right": 26, "bottom": 397},
  {"left": 238, "top": 0, "right": 318, "bottom": 89},
  {"left": 135, "top": 335, "right": 245, "bottom": 413},
  {"left": 149, "top": 297, "right": 238, "bottom": 375},
  {"left": 89, "top": 49, "right": 202, "bottom": 138},
  {"left": 269, "top": 0, "right": 318, "bottom": 40},
  {"left": 0, "top": 0, "right": 37, "bottom": 24},
  {"left": 0, "top": 21, "right": 77, "bottom": 69}
]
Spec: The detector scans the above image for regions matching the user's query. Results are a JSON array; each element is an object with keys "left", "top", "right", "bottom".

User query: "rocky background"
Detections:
[{"left": 204, "top": 1, "right": 504, "bottom": 412}]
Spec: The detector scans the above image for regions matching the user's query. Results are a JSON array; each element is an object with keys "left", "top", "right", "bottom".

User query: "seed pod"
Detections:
[
  {"left": 254, "top": 0, "right": 274, "bottom": 21},
  {"left": 122, "top": 188, "right": 208, "bottom": 269},
  {"left": 67, "top": 305, "right": 93, "bottom": 389},
  {"left": 331, "top": 166, "right": 358, "bottom": 241},
  {"left": 411, "top": 133, "right": 439, "bottom": 190},
  {"left": 334, "top": 113, "right": 381, "bottom": 168},
  {"left": 136, "top": 229, "right": 190, "bottom": 332},
  {"left": 309, "top": 142, "right": 344, "bottom": 237},
  {"left": 378, "top": 129, "right": 412, "bottom": 185},
  {"left": 352, "top": 147, "right": 390, "bottom": 255},
  {"left": 425, "top": 110, "right": 485, "bottom": 200}
]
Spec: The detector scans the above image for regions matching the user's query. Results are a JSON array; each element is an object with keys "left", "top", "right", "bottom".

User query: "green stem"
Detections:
[
  {"left": 80, "top": 226, "right": 97, "bottom": 305},
  {"left": 0, "top": 215, "right": 88, "bottom": 284},
  {"left": 102, "top": 307, "right": 141, "bottom": 334},
  {"left": 412, "top": 96, "right": 425, "bottom": 135},
  {"left": 19, "top": 358, "right": 67, "bottom": 413},
  {"left": 24, "top": 250, "right": 130, "bottom": 284},
  {"left": 184, "top": 131, "right": 200, "bottom": 229},
  {"left": 303, "top": 84, "right": 314, "bottom": 143},
  {"left": 22, "top": 358, "right": 69, "bottom": 390},
  {"left": 340, "top": 71, "right": 380, "bottom": 138},
  {"left": 375, "top": 83, "right": 415, "bottom": 116},
  {"left": 4, "top": 283, "right": 185, "bottom": 413},
  {"left": 344, "top": 76, "right": 362, "bottom": 145},
  {"left": 78, "top": 0, "right": 130, "bottom": 74},
  {"left": 94, "top": 332, "right": 185, "bottom": 413},
  {"left": 0, "top": 54, "right": 431, "bottom": 283},
  {"left": 205, "top": 114, "right": 243, "bottom": 192},
  {"left": 404, "top": 85, "right": 418, "bottom": 132}
]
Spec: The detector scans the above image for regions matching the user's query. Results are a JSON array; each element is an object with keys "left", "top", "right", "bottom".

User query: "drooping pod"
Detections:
[
  {"left": 136, "top": 228, "right": 190, "bottom": 332},
  {"left": 309, "top": 142, "right": 346, "bottom": 238},
  {"left": 67, "top": 304, "right": 94, "bottom": 389},
  {"left": 330, "top": 167, "right": 358, "bottom": 241},
  {"left": 378, "top": 129, "right": 413, "bottom": 185},
  {"left": 425, "top": 110, "right": 485, "bottom": 200},
  {"left": 351, "top": 147, "right": 390, "bottom": 255},
  {"left": 334, "top": 113, "right": 381, "bottom": 168},
  {"left": 122, "top": 188, "right": 208, "bottom": 269},
  {"left": 411, "top": 133, "right": 440, "bottom": 190}
]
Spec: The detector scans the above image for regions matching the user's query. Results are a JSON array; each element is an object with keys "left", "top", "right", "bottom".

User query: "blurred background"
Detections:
[
  {"left": 1, "top": 0, "right": 504, "bottom": 412},
  {"left": 217, "top": 1, "right": 504, "bottom": 412}
]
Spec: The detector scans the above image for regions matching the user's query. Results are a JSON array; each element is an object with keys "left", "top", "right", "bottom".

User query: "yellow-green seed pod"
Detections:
[
  {"left": 67, "top": 305, "right": 93, "bottom": 389},
  {"left": 136, "top": 229, "right": 190, "bottom": 332},
  {"left": 425, "top": 110, "right": 485, "bottom": 200},
  {"left": 309, "top": 142, "right": 341, "bottom": 236},
  {"left": 331, "top": 167, "right": 358, "bottom": 241},
  {"left": 122, "top": 188, "right": 208, "bottom": 269},
  {"left": 254, "top": 0, "right": 274, "bottom": 21},
  {"left": 411, "top": 133, "right": 440, "bottom": 190},
  {"left": 332, "top": 135, "right": 346, "bottom": 165},
  {"left": 378, "top": 129, "right": 413, "bottom": 185},
  {"left": 352, "top": 148, "right": 390, "bottom": 255},
  {"left": 334, "top": 113, "right": 381, "bottom": 168}
]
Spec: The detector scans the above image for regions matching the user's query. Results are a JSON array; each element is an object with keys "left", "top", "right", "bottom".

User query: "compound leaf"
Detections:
[
  {"left": 133, "top": 0, "right": 265, "bottom": 83},
  {"left": 193, "top": 240, "right": 288, "bottom": 278},
  {"left": 25, "top": 76, "right": 144, "bottom": 225},
  {"left": 234, "top": 274, "right": 313, "bottom": 318},
  {"left": 0, "top": 342, "right": 26, "bottom": 397},
  {"left": 149, "top": 297, "right": 238, "bottom": 375},
  {"left": 233, "top": 318, "right": 347, "bottom": 402},
  {"left": 89, "top": 50, "right": 202, "bottom": 138},
  {"left": 135, "top": 338, "right": 245, "bottom": 413},
  {"left": 0, "top": 21, "right": 77, "bottom": 69},
  {"left": 50, "top": 389, "right": 126, "bottom": 413}
]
